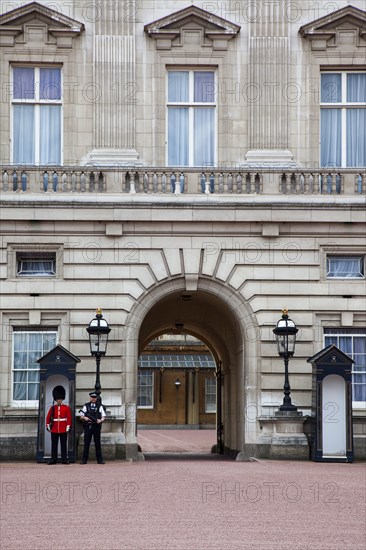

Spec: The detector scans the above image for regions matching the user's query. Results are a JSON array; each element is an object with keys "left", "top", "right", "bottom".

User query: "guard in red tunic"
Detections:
[{"left": 46, "top": 385, "right": 72, "bottom": 465}]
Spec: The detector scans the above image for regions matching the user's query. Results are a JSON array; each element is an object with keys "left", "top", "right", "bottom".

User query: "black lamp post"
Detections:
[
  {"left": 87, "top": 308, "right": 111, "bottom": 401},
  {"left": 273, "top": 309, "right": 298, "bottom": 412}
]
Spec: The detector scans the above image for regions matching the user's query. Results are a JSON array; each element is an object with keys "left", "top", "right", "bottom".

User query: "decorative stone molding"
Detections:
[
  {"left": 0, "top": 1, "right": 84, "bottom": 48},
  {"left": 299, "top": 5, "right": 366, "bottom": 50},
  {"left": 144, "top": 5, "right": 240, "bottom": 51}
]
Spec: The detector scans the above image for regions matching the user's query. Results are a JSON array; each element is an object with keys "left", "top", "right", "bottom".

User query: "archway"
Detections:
[
  {"left": 123, "top": 277, "right": 260, "bottom": 459},
  {"left": 137, "top": 332, "right": 218, "bottom": 454}
]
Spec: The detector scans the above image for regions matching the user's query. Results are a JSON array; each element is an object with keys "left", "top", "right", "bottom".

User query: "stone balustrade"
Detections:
[{"left": 0, "top": 166, "right": 364, "bottom": 195}]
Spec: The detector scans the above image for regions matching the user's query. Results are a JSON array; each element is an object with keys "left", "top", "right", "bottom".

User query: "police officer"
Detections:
[
  {"left": 79, "top": 391, "right": 106, "bottom": 464},
  {"left": 46, "top": 385, "right": 72, "bottom": 465}
]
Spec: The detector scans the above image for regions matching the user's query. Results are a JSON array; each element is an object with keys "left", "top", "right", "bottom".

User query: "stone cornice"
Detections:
[
  {"left": 0, "top": 1, "right": 85, "bottom": 48},
  {"left": 299, "top": 5, "right": 366, "bottom": 50},
  {"left": 144, "top": 5, "right": 240, "bottom": 51}
]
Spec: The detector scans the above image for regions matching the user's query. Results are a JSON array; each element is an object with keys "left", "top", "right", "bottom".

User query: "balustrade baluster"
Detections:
[
  {"left": 3, "top": 170, "right": 8, "bottom": 192},
  {"left": 80, "top": 171, "right": 86, "bottom": 192},
  {"left": 286, "top": 173, "right": 292, "bottom": 194},
  {"left": 143, "top": 172, "right": 149, "bottom": 193},
  {"left": 161, "top": 172, "right": 167, "bottom": 193},
  {"left": 129, "top": 172, "right": 136, "bottom": 194},
  {"left": 218, "top": 173, "right": 224, "bottom": 194},
  {"left": 62, "top": 172, "right": 68, "bottom": 192},
  {"left": 21, "top": 171, "right": 27, "bottom": 192},
  {"left": 52, "top": 171, "right": 58, "bottom": 192},
  {"left": 12, "top": 170, "right": 18, "bottom": 192},
  {"left": 71, "top": 171, "right": 77, "bottom": 192},
  {"left": 153, "top": 172, "right": 158, "bottom": 193},
  {"left": 89, "top": 172, "right": 95, "bottom": 192},
  {"left": 98, "top": 172, "right": 104, "bottom": 192},
  {"left": 236, "top": 173, "right": 242, "bottom": 194},
  {"left": 331, "top": 173, "right": 337, "bottom": 194},
  {"left": 43, "top": 171, "right": 49, "bottom": 192},
  {"left": 227, "top": 173, "right": 233, "bottom": 193},
  {"left": 200, "top": 173, "right": 205, "bottom": 194}
]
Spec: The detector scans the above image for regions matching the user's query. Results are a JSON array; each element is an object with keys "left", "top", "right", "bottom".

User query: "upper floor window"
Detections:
[
  {"left": 12, "top": 66, "right": 62, "bottom": 165},
  {"left": 13, "top": 330, "right": 57, "bottom": 401},
  {"left": 320, "top": 72, "right": 366, "bottom": 167},
  {"left": 326, "top": 256, "right": 364, "bottom": 278},
  {"left": 167, "top": 70, "right": 216, "bottom": 167},
  {"left": 324, "top": 328, "right": 366, "bottom": 406}
]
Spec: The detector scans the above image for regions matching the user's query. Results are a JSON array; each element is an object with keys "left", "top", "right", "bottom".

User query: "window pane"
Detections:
[
  {"left": 14, "top": 384, "right": 27, "bottom": 401},
  {"left": 40, "top": 68, "right": 61, "bottom": 100},
  {"left": 194, "top": 108, "right": 215, "bottom": 167},
  {"left": 327, "top": 256, "right": 363, "bottom": 278},
  {"left": 13, "top": 68, "right": 35, "bottom": 100},
  {"left": 346, "top": 109, "right": 366, "bottom": 167},
  {"left": 168, "top": 108, "right": 188, "bottom": 165},
  {"left": 40, "top": 105, "right": 61, "bottom": 165},
  {"left": 347, "top": 74, "right": 366, "bottom": 102},
  {"left": 321, "top": 74, "right": 341, "bottom": 103},
  {"left": 194, "top": 72, "right": 215, "bottom": 102},
  {"left": 13, "top": 105, "right": 35, "bottom": 164},
  {"left": 320, "top": 109, "right": 341, "bottom": 167},
  {"left": 168, "top": 72, "right": 189, "bottom": 102},
  {"left": 28, "top": 383, "right": 39, "bottom": 400}
]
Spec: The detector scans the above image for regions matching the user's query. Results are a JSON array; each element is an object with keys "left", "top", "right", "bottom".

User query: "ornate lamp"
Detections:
[
  {"left": 273, "top": 309, "right": 298, "bottom": 412},
  {"left": 87, "top": 308, "right": 111, "bottom": 397}
]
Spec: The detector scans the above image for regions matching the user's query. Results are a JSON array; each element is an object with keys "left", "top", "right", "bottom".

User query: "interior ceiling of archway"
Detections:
[{"left": 138, "top": 289, "right": 241, "bottom": 363}]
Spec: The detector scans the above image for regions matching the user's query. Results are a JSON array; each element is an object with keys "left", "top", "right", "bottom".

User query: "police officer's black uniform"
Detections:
[{"left": 80, "top": 392, "right": 105, "bottom": 464}]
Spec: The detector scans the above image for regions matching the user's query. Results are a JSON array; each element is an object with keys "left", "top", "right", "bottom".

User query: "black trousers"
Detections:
[
  {"left": 82, "top": 424, "right": 103, "bottom": 462},
  {"left": 51, "top": 432, "right": 68, "bottom": 462}
]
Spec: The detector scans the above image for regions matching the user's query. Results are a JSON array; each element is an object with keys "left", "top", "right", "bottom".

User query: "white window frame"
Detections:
[
  {"left": 205, "top": 377, "right": 216, "bottom": 413},
  {"left": 166, "top": 69, "right": 217, "bottom": 167},
  {"left": 12, "top": 329, "right": 58, "bottom": 406},
  {"left": 320, "top": 71, "right": 366, "bottom": 167},
  {"left": 137, "top": 370, "right": 154, "bottom": 409},
  {"left": 326, "top": 255, "right": 365, "bottom": 279},
  {"left": 11, "top": 65, "right": 63, "bottom": 165},
  {"left": 16, "top": 252, "right": 56, "bottom": 277},
  {"left": 324, "top": 329, "right": 366, "bottom": 409}
]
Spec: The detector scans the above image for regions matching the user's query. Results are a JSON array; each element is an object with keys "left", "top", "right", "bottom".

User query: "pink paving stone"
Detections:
[{"left": 0, "top": 432, "right": 365, "bottom": 550}]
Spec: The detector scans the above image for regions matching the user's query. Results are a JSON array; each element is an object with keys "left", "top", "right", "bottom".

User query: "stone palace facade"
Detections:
[{"left": 0, "top": 0, "right": 365, "bottom": 460}]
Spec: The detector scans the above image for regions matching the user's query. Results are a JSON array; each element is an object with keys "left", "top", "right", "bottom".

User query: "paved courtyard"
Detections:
[{"left": 1, "top": 430, "right": 365, "bottom": 550}]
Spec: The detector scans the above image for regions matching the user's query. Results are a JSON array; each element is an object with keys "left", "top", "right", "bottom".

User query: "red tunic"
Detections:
[{"left": 46, "top": 404, "right": 72, "bottom": 434}]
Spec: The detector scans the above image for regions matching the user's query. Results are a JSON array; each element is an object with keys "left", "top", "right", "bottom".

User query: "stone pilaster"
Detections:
[
  {"left": 87, "top": 1, "right": 140, "bottom": 165},
  {"left": 245, "top": 0, "right": 295, "bottom": 166}
]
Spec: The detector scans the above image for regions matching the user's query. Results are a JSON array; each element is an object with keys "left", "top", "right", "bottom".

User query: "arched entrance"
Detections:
[{"left": 123, "top": 277, "right": 259, "bottom": 459}]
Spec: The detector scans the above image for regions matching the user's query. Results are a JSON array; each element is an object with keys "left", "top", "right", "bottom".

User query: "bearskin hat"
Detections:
[{"left": 52, "top": 385, "right": 66, "bottom": 400}]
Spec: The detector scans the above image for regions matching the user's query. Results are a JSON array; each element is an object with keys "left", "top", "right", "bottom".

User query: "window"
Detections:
[
  {"left": 326, "top": 256, "right": 364, "bottom": 278},
  {"left": 13, "top": 330, "right": 57, "bottom": 401},
  {"left": 17, "top": 252, "right": 56, "bottom": 277},
  {"left": 137, "top": 370, "right": 154, "bottom": 408},
  {"left": 205, "top": 377, "right": 216, "bottom": 413},
  {"left": 167, "top": 70, "right": 216, "bottom": 167},
  {"left": 12, "top": 66, "right": 62, "bottom": 164},
  {"left": 320, "top": 72, "right": 366, "bottom": 167},
  {"left": 324, "top": 328, "right": 366, "bottom": 405}
]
